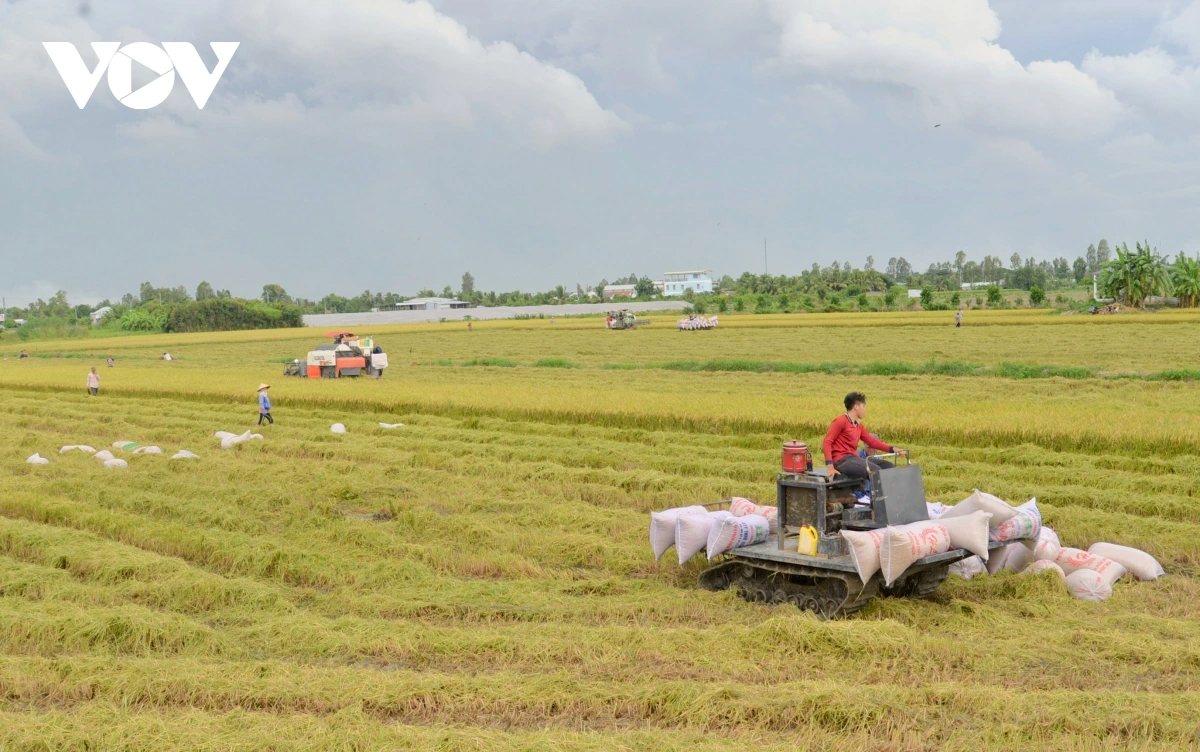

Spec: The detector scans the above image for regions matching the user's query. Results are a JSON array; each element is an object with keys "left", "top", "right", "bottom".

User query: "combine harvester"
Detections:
[
  {"left": 284, "top": 332, "right": 388, "bottom": 379},
  {"left": 698, "top": 449, "right": 1017, "bottom": 618},
  {"left": 605, "top": 310, "right": 649, "bottom": 330}
]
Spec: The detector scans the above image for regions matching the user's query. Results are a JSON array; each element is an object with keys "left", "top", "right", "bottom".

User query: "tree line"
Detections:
[{"left": 4, "top": 239, "right": 1197, "bottom": 339}]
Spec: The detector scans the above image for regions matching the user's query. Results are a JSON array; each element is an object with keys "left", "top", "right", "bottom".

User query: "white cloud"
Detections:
[
  {"left": 0, "top": 0, "right": 627, "bottom": 155},
  {"left": 211, "top": 0, "right": 628, "bottom": 148},
  {"left": 765, "top": 0, "right": 1124, "bottom": 137},
  {"left": 1082, "top": 47, "right": 1200, "bottom": 122}
]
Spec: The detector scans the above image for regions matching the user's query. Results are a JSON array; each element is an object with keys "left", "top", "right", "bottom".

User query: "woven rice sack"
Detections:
[
  {"left": 1066, "top": 569, "right": 1112, "bottom": 602},
  {"left": 1055, "top": 548, "right": 1126, "bottom": 586},
  {"left": 1087, "top": 542, "right": 1164, "bottom": 581},
  {"left": 990, "top": 501, "right": 1041, "bottom": 543},
  {"left": 936, "top": 510, "right": 992, "bottom": 560},
  {"left": 842, "top": 529, "right": 887, "bottom": 584},
  {"left": 675, "top": 511, "right": 732, "bottom": 565},
  {"left": 879, "top": 522, "right": 951, "bottom": 586},
  {"left": 706, "top": 514, "right": 770, "bottom": 559},
  {"left": 728, "top": 497, "right": 778, "bottom": 534},
  {"left": 648, "top": 505, "right": 709, "bottom": 560},
  {"left": 940, "top": 490, "right": 1019, "bottom": 525},
  {"left": 1026, "top": 560, "right": 1066, "bottom": 580},
  {"left": 987, "top": 541, "right": 1033, "bottom": 575}
]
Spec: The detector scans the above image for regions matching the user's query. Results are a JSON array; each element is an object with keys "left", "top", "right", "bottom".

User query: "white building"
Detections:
[
  {"left": 89, "top": 306, "right": 113, "bottom": 325},
  {"left": 661, "top": 270, "right": 713, "bottom": 296},
  {"left": 389, "top": 297, "right": 470, "bottom": 311}
]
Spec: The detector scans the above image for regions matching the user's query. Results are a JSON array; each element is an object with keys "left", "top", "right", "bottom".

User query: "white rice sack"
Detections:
[
  {"left": 1026, "top": 560, "right": 1066, "bottom": 580},
  {"left": 249, "top": 434, "right": 264, "bottom": 441},
  {"left": 112, "top": 441, "right": 137, "bottom": 450},
  {"left": 728, "top": 497, "right": 778, "bottom": 534},
  {"left": 879, "top": 522, "right": 951, "bottom": 586},
  {"left": 172, "top": 450, "right": 200, "bottom": 460},
  {"left": 379, "top": 422, "right": 405, "bottom": 429},
  {"left": 989, "top": 501, "right": 1041, "bottom": 543},
  {"left": 103, "top": 458, "right": 128, "bottom": 469},
  {"left": 987, "top": 541, "right": 1033, "bottom": 575},
  {"left": 60, "top": 445, "right": 97, "bottom": 454},
  {"left": 935, "top": 510, "right": 992, "bottom": 560},
  {"left": 1087, "top": 542, "right": 1165, "bottom": 582},
  {"left": 675, "top": 511, "right": 731, "bottom": 565},
  {"left": 842, "top": 529, "right": 886, "bottom": 584},
  {"left": 706, "top": 514, "right": 770, "bottom": 559},
  {"left": 648, "top": 505, "right": 709, "bottom": 560},
  {"left": 1066, "top": 569, "right": 1112, "bottom": 602},
  {"left": 26, "top": 453, "right": 50, "bottom": 465},
  {"left": 926, "top": 502, "right": 948, "bottom": 519},
  {"left": 331, "top": 423, "right": 347, "bottom": 434},
  {"left": 1055, "top": 548, "right": 1127, "bottom": 586},
  {"left": 93, "top": 450, "right": 115, "bottom": 462},
  {"left": 940, "top": 490, "right": 1019, "bottom": 525},
  {"left": 221, "top": 431, "right": 253, "bottom": 449},
  {"left": 949, "top": 555, "right": 986, "bottom": 580},
  {"left": 214, "top": 431, "right": 236, "bottom": 440},
  {"left": 132, "top": 446, "right": 162, "bottom": 455},
  {"left": 1025, "top": 527, "right": 1062, "bottom": 563}
]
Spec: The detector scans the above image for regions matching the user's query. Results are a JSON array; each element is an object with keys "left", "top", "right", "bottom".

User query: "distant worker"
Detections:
[
  {"left": 257, "top": 383, "right": 274, "bottom": 425},
  {"left": 955, "top": 309, "right": 963, "bottom": 328},
  {"left": 467, "top": 321, "right": 472, "bottom": 332},
  {"left": 823, "top": 392, "right": 906, "bottom": 481},
  {"left": 19, "top": 349, "right": 29, "bottom": 359},
  {"left": 107, "top": 355, "right": 114, "bottom": 368},
  {"left": 86, "top": 367, "right": 100, "bottom": 397},
  {"left": 162, "top": 352, "right": 172, "bottom": 361}
]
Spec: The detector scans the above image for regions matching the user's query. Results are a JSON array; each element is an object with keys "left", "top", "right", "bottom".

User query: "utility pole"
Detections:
[{"left": 764, "top": 238, "right": 768, "bottom": 275}]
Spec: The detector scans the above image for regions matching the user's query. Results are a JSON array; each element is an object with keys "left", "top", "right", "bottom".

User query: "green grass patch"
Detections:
[
  {"left": 532, "top": 358, "right": 581, "bottom": 368},
  {"left": 461, "top": 358, "right": 519, "bottom": 368}
]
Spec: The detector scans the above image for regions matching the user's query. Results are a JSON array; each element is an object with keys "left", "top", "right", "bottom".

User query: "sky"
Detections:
[{"left": 2, "top": 0, "right": 1200, "bottom": 305}]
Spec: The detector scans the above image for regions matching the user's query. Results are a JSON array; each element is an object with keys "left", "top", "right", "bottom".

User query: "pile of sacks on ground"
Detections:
[
  {"left": 26, "top": 441, "right": 201, "bottom": 469},
  {"left": 848, "top": 490, "right": 1163, "bottom": 602},
  {"left": 676, "top": 315, "right": 719, "bottom": 331},
  {"left": 650, "top": 497, "right": 777, "bottom": 565}
]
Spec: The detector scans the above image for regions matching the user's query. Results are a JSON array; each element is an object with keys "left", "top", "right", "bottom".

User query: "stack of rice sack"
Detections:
[
  {"left": 841, "top": 511, "right": 992, "bottom": 587},
  {"left": 649, "top": 498, "right": 776, "bottom": 565},
  {"left": 935, "top": 490, "right": 1165, "bottom": 602}
]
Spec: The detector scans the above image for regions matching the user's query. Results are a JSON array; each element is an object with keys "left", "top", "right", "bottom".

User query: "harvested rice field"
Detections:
[{"left": 3, "top": 310, "right": 1200, "bottom": 751}]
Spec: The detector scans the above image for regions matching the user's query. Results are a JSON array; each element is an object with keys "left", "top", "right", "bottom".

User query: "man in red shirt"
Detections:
[{"left": 822, "top": 392, "right": 907, "bottom": 480}]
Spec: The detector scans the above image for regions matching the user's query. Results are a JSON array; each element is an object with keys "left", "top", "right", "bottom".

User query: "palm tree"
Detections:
[
  {"left": 1101, "top": 241, "right": 1170, "bottom": 308},
  {"left": 1172, "top": 253, "right": 1200, "bottom": 308}
]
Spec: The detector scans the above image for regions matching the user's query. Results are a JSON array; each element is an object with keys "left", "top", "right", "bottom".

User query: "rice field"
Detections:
[{"left": 3, "top": 311, "right": 1200, "bottom": 751}]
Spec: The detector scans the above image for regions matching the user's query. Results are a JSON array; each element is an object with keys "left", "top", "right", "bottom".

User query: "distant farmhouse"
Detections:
[
  {"left": 662, "top": 270, "right": 713, "bottom": 296},
  {"left": 603, "top": 270, "right": 714, "bottom": 301},
  {"left": 385, "top": 297, "right": 470, "bottom": 311}
]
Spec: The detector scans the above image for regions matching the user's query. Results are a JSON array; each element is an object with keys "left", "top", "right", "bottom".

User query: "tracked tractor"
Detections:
[
  {"left": 699, "top": 454, "right": 1006, "bottom": 619},
  {"left": 285, "top": 332, "right": 388, "bottom": 379}
]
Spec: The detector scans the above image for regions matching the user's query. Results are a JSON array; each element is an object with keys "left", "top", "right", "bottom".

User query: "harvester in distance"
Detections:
[
  {"left": 284, "top": 332, "right": 388, "bottom": 378},
  {"left": 605, "top": 310, "right": 649, "bottom": 330}
]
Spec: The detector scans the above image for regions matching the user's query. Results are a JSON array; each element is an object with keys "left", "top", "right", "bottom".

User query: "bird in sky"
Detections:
[{"left": 934, "top": 124, "right": 942, "bottom": 128}]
